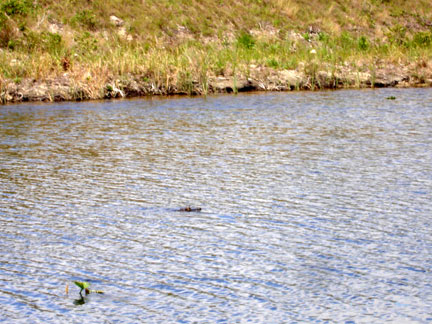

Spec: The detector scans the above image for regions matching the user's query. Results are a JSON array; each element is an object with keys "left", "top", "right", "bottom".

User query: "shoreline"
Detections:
[{"left": 1, "top": 64, "right": 432, "bottom": 104}]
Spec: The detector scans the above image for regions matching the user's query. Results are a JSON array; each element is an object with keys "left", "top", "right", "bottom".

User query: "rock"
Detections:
[
  {"left": 105, "top": 83, "right": 125, "bottom": 98},
  {"left": 174, "top": 25, "right": 193, "bottom": 40},
  {"left": 353, "top": 72, "right": 371, "bottom": 83},
  {"left": 123, "top": 79, "right": 146, "bottom": 97},
  {"left": 118, "top": 27, "right": 126, "bottom": 37},
  {"left": 22, "top": 84, "right": 50, "bottom": 101},
  {"left": 278, "top": 70, "right": 304, "bottom": 88},
  {"left": 308, "top": 25, "right": 321, "bottom": 34},
  {"left": 249, "top": 24, "right": 280, "bottom": 39},
  {"left": 316, "top": 71, "right": 338, "bottom": 88},
  {"left": 110, "top": 15, "right": 124, "bottom": 27},
  {"left": 117, "top": 27, "right": 133, "bottom": 41},
  {"left": 288, "top": 31, "right": 303, "bottom": 42},
  {"left": 210, "top": 77, "right": 257, "bottom": 93},
  {"left": 48, "top": 22, "right": 63, "bottom": 34},
  {"left": 372, "top": 72, "right": 406, "bottom": 87}
]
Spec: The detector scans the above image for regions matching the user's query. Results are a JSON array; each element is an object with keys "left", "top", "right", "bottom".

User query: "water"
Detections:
[{"left": 1, "top": 88, "right": 432, "bottom": 323}]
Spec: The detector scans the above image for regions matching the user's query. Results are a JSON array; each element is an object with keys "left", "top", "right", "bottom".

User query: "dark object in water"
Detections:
[
  {"left": 177, "top": 207, "right": 202, "bottom": 212},
  {"left": 386, "top": 96, "right": 396, "bottom": 100}
]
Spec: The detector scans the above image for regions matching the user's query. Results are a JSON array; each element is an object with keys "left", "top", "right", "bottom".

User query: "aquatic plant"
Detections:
[
  {"left": 73, "top": 281, "right": 104, "bottom": 296},
  {"left": 69, "top": 281, "right": 104, "bottom": 305},
  {"left": 74, "top": 281, "right": 90, "bottom": 295}
]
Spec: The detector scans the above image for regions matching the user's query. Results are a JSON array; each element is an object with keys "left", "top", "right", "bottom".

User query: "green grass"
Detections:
[{"left": 1, "top": 0, "right": 432, "bottom": 97}]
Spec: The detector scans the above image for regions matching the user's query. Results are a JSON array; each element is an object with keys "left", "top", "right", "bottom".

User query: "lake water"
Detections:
[{"left": 1, "top": 88, "right": 431, "bottom": 323}]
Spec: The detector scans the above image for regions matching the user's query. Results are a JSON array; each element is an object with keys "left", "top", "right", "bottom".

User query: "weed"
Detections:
[
  {"left": 178, "top": 70, "right": 195, "bottom": 94},
  {"left": 339, "top": 32, "right": 354, "bottom": 50},
  {"left": 7, "top": 39, "right": 17, "bottom": 50},
  {"left": 369, "top": 65, "right": 376, "bottom": 87},
  {"left": 412, "top": 31, "right": 432, "bottom": 48},
  {"left": 318, "top": 32, "right": 329, "bottom": 43},
  {"left": 358, "top": 36, "right": 369, "bottom": 51},
  {"left": 304, "top": 61, "right": 320, "bottom": 90},
  {"left": 72, "top": 10, "right": 98, "bottom": 30},
  {"left": 74, "top": 32, "right": 98, "bottom": 55},
  {"left": 1, "top": 0, "right": 33, "bottom": 16},
  {"left": 387, "top": 25, "right": 407, "bottom": 46},
  {"left": 22, "top": 31, "right": 63, "bottom": 55},
  {"left": 266, "top": 58, "right": 279, "bottom": 68},
  {"left": 236, "top": 31, "right": 255, "bottom": 50},
  {"left": 0, "top": 15, "right": 19, "bottom": 48}
]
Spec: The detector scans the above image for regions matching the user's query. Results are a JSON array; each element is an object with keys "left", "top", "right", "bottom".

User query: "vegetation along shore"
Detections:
[{"left": 1, "top": 0, "right": 432, "bottom": 103}]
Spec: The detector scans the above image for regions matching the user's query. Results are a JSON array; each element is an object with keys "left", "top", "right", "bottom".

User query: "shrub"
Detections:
[
  {"left": 41, "top": 32, "right": 63, "bottom": 55},
  {"left": 0, "top": 0, "right": 33, "bottom": 16},
  {"left": 74, "top": 31, "right": 98, "bottom": 54},
  {"left": 358, "top": 35, "right": 369, "bottom": 51},
  {"left": 0, "top": 14, "right": 20, "bottom": 48},
  {"left": 387, "top": 25, "right": 407, "bottom": 46},
  {"left": 339, "top": 32, "right": 354, "bottom": 49},
  {"left": 318, "top": 32, "right": 329, "bottom": 43},
  {"left": 412, "top": 31, "right": 432, "bottom": 48},
  {"left": 266, "top": 58, "right": 279, "bottom": 68},
  {"left": 23, "top": 31, "right": 63, "bottom": 53},
  {"left": 236, "top": 31, "right": 255, "bottom": 49},
  {"left": 72, "top": 10, "right": 97, "bottom": 30}
]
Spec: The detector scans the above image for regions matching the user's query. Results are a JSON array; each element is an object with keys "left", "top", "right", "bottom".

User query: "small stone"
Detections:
[{"left": 110, "top": 15, "right": 124, "bottom": 27}]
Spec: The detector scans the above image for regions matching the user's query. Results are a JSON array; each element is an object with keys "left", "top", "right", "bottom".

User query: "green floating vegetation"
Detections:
[
  {"left": 72, "top": 281, "right": 104, "bottom": 305},
  {"left": 74, "top": 281, "right": 104, "bottom": 294},
  {"left": 74, "top": 281, "right": 90, "bottom": 291}
]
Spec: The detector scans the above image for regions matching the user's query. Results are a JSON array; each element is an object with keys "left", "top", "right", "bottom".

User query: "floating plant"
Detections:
[
  {"left": 74, "top": 281, "right": 90, "bottom": 295},
  {"left": 68, "top": 281, "right": 104, "bottom": 305}
]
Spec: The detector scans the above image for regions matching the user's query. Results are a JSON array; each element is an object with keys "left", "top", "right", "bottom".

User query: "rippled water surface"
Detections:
[{"left": 1, "top": 89, "right": 432, "bottom": 323}]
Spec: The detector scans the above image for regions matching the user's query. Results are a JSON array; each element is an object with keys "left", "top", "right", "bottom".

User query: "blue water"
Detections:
[{"left": 1, "top": 88, "right": 432, "bottom": 323}]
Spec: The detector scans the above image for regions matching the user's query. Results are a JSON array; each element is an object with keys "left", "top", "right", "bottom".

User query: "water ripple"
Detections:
[{"left": 1, "top": 89, "right": 432, "bottom": 323}]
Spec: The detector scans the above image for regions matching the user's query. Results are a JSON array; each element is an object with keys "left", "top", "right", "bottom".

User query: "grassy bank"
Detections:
[{"left": 1, "top": 0, "right": 432, "bottom": 102}]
